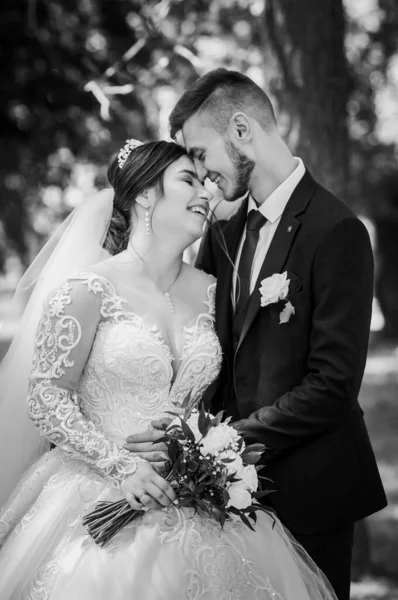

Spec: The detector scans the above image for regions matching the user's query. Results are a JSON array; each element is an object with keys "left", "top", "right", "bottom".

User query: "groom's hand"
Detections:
[
  {"left": 124, "top": 427, "right": 169, "bottom": 473},
  {"left": 151, "top": 417, "right": 172, "bottom": 431}
]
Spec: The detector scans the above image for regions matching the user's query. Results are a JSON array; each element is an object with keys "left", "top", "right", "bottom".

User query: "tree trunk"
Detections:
[{"left": 265, "top": 0, "right": 351, "bottom": 198}]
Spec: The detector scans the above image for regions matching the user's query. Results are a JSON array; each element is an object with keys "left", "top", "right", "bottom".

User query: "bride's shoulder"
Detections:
[{"left": 48, "top": 265, "right": 118, "bottom": 307}]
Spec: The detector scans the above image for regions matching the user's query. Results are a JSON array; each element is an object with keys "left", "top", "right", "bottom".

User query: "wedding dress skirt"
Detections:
[
  {"left": 0, "top": 449, "right": 335, "bottom": 600},
  {"left": 0, "top": 274, "right": 336, "bottom": 599}
]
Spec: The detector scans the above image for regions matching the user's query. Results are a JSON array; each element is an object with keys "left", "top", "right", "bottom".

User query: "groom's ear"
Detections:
[{"left": 228, "top": 112, "right": 252, "bottom": 143}]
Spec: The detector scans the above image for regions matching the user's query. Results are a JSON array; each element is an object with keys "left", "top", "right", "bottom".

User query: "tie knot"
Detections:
[{"left": 246, "top": 209, "right": 266, "bottom": 231}]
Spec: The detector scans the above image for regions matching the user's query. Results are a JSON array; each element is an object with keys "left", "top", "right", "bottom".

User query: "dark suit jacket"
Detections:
[{"left": 196, "top": 170, "right": 387, "bottom": 535}]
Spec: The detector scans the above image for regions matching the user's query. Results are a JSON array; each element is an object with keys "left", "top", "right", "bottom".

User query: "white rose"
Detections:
[
  {"left": 237, "top": 464, "right": 258, "bottom": 493},
  {"left": 200, "top": 423, "right": 240, "bottom": 457},
  {"left": 227, "top": 481, "right": 252, "bottom": 510},
  {"left": 219, "top": 450, "right": 243, "bottom": 475},
  {"left": 259, "top": 272, "right": 290, "bottom": 307}
]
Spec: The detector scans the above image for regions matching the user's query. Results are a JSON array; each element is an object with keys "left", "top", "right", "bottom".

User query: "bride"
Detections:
[{"left": 0, "top": 139, "right": 336, "bottom": 599}]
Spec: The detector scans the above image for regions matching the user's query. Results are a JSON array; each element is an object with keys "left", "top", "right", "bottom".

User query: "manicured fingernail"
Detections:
[{"left": 173, "top": 499, "right": 179, "bottom": 505}]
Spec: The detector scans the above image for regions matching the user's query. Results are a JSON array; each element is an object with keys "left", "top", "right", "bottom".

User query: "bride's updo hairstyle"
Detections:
[{"left": 104, "top": 140, "right": 187, "bottom": 255}]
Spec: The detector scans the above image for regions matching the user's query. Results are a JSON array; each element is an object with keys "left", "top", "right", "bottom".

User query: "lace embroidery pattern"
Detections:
[
  {"left": 22, "top": 560, "right": 60, "bottom": 600},
  {"left": 28, "top": 280, "right": 142, "bottom": 481},
  {"left": 118, "top": 507, "right": 285, "bottom": 600},
  {"left": 27, "top": 274, "right": 221, "bottom": 481},
  {"left": 182, "top": 514, "right": 285, "bottom": 600},
  {"left": 73, "top": 274, "right": 222, "bottom": 440}
]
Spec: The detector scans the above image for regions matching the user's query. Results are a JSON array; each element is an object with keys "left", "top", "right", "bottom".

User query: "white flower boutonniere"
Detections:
[{"left": 259, "top": 272, "right": 295, "bottom": 324}]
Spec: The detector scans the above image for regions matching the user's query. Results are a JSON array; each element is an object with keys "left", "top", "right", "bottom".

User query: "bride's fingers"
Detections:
[
  {"left": 144, "top": 482, "right": 175, "bottom": 508},
  {"left": 125, "top": 492, "right": 143, "bottom": 511},
  {"left": 152, "top": 474, "right": 178, "bottom": 505},
  {"left": 138, "top": 491, "right": 163, "bottom": 511}
]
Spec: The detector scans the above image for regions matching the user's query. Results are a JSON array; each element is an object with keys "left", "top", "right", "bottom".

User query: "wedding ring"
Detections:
[{"left": 138, "top": 492, "right": 146, "bottom": 502}]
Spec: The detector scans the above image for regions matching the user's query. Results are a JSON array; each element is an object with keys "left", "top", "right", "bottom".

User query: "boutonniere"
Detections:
[{"left": 259, "top": 272, "right": 295, "bottom": 324}]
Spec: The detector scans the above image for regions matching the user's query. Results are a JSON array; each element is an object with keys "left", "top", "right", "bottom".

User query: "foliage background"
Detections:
[{"left": 1, "top": 1, "right": 398, "bottom": 597}]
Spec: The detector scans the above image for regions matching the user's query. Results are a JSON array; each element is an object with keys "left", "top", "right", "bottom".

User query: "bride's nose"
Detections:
[{"left": 199, "top": 187, "right": 213, "bottom": 204}]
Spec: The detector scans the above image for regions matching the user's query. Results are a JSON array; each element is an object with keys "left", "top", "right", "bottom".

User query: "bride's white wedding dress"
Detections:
[{"left": 0, "top": 273, "right": 335, "bottom": 600}]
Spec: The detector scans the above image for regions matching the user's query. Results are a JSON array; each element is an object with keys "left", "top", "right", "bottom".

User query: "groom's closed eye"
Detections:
[
  {"left": 179, "top": 169, "right": 199, "bottom": 181},
  {"left": 188, "top": 148, "right": 205, "bottom": 161}
]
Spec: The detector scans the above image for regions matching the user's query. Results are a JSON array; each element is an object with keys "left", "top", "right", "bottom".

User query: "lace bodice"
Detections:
[{"left": 27, "top": 273, "right": 222, "bottom": 482}]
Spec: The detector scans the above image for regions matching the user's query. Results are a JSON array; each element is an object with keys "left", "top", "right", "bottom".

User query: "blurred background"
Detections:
[{"left": 0, "top": 1, "right": 397, "bottom": 597}]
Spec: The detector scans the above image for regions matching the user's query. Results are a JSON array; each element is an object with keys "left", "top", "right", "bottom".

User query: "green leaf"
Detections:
[
  {"left": 241, "top": 451, "right": 263, "bottom": 465},
  {"left": 180, "top": 419, "right": 196, "bottom": 443},
  {"left": 246, "top": 504, "right": 272, "bottom": 514},
  {"left": 243, "top": 443, "right": 266, "bottom": 453},
  {"left": 210, "top": 410, "right": 225, "bottom": 427},
  {"left": 168, "top": 439, "right": 181, "bottom": 463},
  {"left": 181, "top": 390, "right": 193, "bottom": 410},
  {"left": 252, "top": 489, "right": 275, "bottom": 499},
  {"left": 226, "top": 474, "right": 240, "bottom": 483},
  {"left": 236, "top": 437, "right": 245, "bottom": 452},
  {"left": 250, "top": 511, "right": 257, "bottom": 524},
  {"left": 211, "top": 505, "right": 222, "bottom": 522},
  {"left": 257, "top": 475, "right": 274, "bottom": 483},
  {"left": 239, "top": 511, "right": 256, "bottom": 531},
  {"left": 198, "top": 403, "right": 214, "bottom": 437},
  {"left": 154, "top": 435, "right": 169, "bottom": 444},
  {"left": 219, "top": 510, "right": 226, "bottom": 528},
  {"left": 179, "top": 497, "right": 194, "bottom": 508},
  {"left": 227, "top": 506, "right": 240, "bottom": 516},
  {"left": 187, "top": 458, "right": 199, "bottom": 472},
  {"left": 198, "top": 402, "right": 207, "bottom": 436}
]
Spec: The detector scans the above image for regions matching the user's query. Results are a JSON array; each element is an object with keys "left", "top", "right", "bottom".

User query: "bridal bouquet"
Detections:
[{"left": 83, "top": 398, "right": 273, "bottom": 547}]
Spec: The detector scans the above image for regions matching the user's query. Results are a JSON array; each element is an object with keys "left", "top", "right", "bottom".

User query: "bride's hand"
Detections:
[{"left": 121, "top": 461, "right": 178, "bottom": 511}]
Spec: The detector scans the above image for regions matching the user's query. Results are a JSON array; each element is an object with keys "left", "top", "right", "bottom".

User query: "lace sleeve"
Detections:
[{"left": 27, "top": 278, "right": 142, "bottom": 481}]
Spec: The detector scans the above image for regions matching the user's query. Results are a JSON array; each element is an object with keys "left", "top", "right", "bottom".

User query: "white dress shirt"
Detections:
[{"left": 232, "top": 157, "right": 306, "bottom": 308}]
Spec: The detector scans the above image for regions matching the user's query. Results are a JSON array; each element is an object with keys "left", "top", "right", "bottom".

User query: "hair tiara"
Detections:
[{"left": 118, "top": 138, "right": 144, "bottom": 169}]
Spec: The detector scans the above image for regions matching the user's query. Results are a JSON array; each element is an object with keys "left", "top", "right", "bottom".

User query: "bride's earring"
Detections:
[{"left": 144, "top": 206, "right": 151, "bottom": 236}]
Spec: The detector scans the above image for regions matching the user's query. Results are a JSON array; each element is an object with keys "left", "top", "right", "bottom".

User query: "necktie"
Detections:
[{"left": 235, "top": 209, "right": 267, "bottom": 315}]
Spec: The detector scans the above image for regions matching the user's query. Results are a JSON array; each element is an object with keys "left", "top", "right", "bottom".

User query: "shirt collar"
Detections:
[{"left": 248, "top": 157, "right": 306, "bottom": 224}]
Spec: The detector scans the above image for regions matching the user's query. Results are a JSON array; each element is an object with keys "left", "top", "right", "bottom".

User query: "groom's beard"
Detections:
[{"left": 224, "top": 140, "right": 255, "bottom": 202}]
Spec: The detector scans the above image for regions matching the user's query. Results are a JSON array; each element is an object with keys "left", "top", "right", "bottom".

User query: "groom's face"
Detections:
[{"left": 182, "top": 116, "right": 254, "bottom": 202}]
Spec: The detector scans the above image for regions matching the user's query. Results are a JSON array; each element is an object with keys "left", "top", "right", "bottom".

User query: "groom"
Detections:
[
  {"left": 168, "top": 69, "right": 387, "bottom": 599},
  {"left": 125, "top": 69, "right": 387, "bottom": 599}
]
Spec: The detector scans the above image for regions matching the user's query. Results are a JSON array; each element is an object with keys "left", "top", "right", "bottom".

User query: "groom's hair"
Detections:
[{"left": 169, "top": 68, "right": 276, "bottom": 138}]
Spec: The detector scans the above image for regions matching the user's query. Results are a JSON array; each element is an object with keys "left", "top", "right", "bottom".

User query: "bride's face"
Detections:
[{"left": 150, "top": 155, "right": 213, "bottom": 243}]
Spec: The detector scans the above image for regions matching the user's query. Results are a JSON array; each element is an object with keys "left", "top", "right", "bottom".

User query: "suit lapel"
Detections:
[
  {"left": 235, "top": 170, "right": 318, "bottom": 351},
  {"left": 214, "top": 198, "right": 248, "bottom": 350},
  {"left": 234, "top": 212, "right": 300, "bottom": 347}
]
